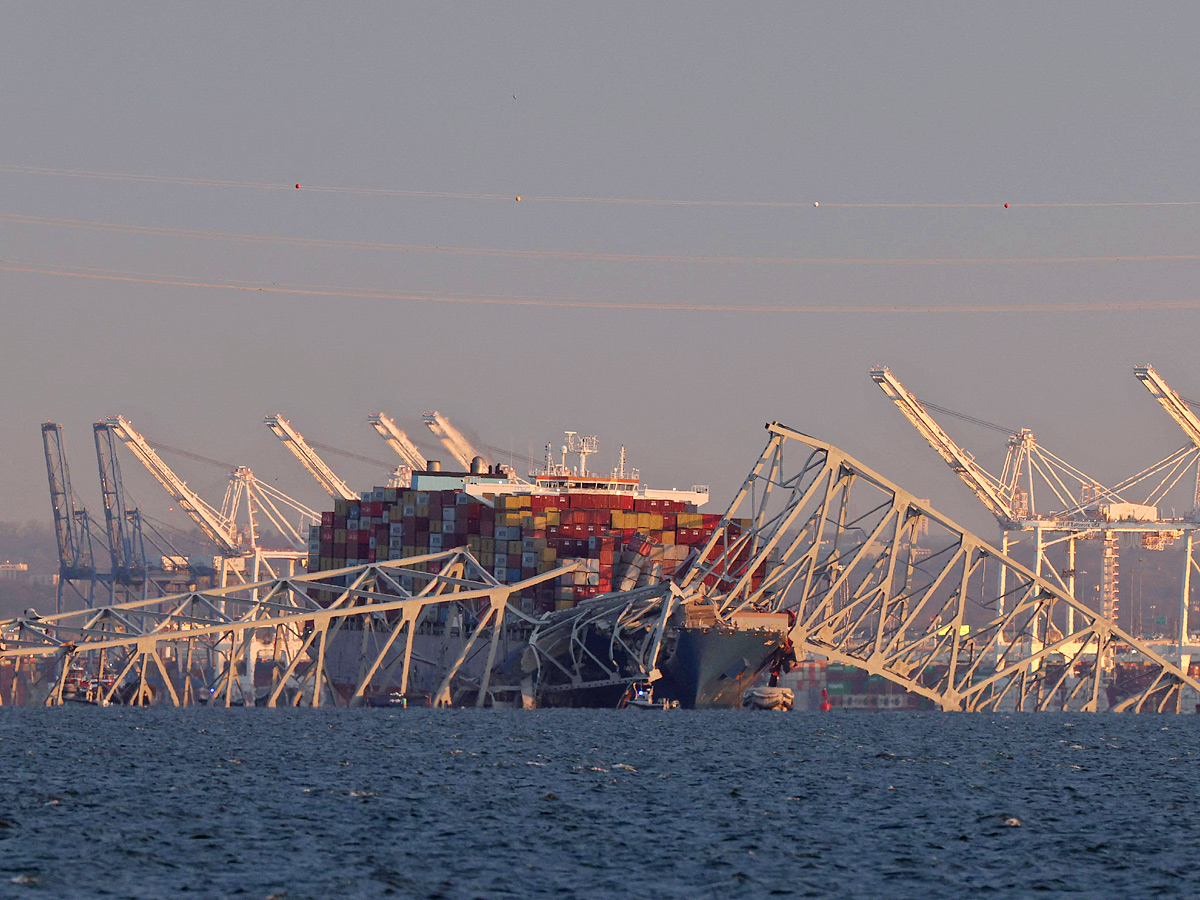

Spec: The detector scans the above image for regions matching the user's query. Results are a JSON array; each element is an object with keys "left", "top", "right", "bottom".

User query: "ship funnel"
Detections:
[
  {"left": 470, "top": 456, "right": 485, "bottom": 475},
  {"left": 428, "top": 460, "right": 442, "bottom": 472}
]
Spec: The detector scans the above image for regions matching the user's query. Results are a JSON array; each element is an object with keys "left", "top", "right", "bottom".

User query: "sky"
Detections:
[{"left": 4, "top": 4, "right": 1200, "bottom": 549}]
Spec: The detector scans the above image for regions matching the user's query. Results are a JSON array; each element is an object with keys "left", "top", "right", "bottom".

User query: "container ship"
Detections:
[{"left": 306, "top": 435, "right": 787, "bottom": 708}]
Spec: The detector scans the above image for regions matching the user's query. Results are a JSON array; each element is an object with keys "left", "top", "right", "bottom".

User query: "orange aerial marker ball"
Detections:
[{"left": 515, "top": 196, "right": 521, "bottom": 202}]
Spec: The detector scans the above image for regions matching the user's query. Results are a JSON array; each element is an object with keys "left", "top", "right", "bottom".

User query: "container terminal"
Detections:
[{"left": 8, "top": 365, "right": 1200, "bottom": 711}]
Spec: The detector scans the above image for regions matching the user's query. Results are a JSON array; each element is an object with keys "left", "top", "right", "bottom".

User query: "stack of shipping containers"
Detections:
[{"left": 309, "top": 487, "right": 763, "bottom": 614}]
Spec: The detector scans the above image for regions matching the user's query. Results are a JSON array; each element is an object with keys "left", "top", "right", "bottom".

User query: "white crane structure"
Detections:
[
  {"left": 99, "top": 416, "right": 316, "bottom": 585},
  {"left": 1133, "top": 364, "right": 1200, "bottom": 647},
  {"left": 264, "top": 415, "right": 357, "bottom": 501},
  {"left": 870, "top": 366, "right": 1200, "bottom": 649},
  {"left": 422, "top": 411, "right": 486, "bottom": 471},
  {"left": 368, "top": 413, "right": 427, "bottom": 486}
]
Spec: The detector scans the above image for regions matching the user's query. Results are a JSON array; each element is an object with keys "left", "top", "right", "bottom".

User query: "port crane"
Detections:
[
  {"left": 41, "top": 423, "right": 99, "bottom": 611},
  {"left": 368, "top": 413, "right": 427, "bottom": 470},
  {"left": 1133, "top": 364, "right": 1200, "bottom": 645},
  {"left": 422, "top": 411, "right": 487, "bottom": 471},
  {"left": 264, "top": 415, "right": 357, "bottom": 501},
  {"left": 99, "top": 416, "right": 316, "bottom": 585},
  {"left": 871, "top": 366, "right": 1144, "bottom": 632},
  {"left": 93, "top": 421, "right": 147, "bottom": 592}
]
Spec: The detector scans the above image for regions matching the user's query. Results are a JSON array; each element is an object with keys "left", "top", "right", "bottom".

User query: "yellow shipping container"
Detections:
[
  {"left": 532, "top": 537, "right": 547, "bottom": 551},
  {"left": 649, "top": 515, "right": 664, "bottom": 530},
  {"left": 547, "top": 511, "right": 560, "bottom": 526},
  {"left": 320, "top": 557, "right": 333, "bottom": 571},
  {"left": 334, "top": 499, "right": 350, "bottom": 516},
  {"left": 334, "top": 529, "right": 347, "bottom": 544},
  {"left": 467, "top": 535, "right": 481, "bottom": 551},
  {"left": 480, "top": 552, "right": 494, "bottom": 567},
  {"left": 403, "top": 546, "right": 416, "bottom": 558},
  {"left": 416, "top": 504, "right": 429, "bottom": 518},
  {"left": 482, "top": 537, "right": 495, "bottom": 553},
  {"left": 430, "top": 520, "right": 442, "bottom": 534},
  {"left": 508, "top": 540, "right": 523, "bottom": 555},
  {"left": 637, "top": 513, "right": 651, "bottom": 529},
  {"left": 555, "top": 599, "right": 575, "bottom": 611},
  {"left": 661, "top": 531, "right": 676, "bottom": 545},
  {"left": 541, "top": 547, "right": 557, "bottom": 562}
]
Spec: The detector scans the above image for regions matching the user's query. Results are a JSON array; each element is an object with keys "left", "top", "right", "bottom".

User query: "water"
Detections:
[{"left": 0, "top": 709, "right": 1197, "bottom": 899}]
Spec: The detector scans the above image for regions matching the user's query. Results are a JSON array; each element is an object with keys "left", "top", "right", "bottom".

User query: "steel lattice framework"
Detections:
[
  {"left": 678, "top": 423, "right": 1200, "bottom": 712},
  {"left": 6, "top": 423, "right": 1199, "bottom": 712},
  {"left": 0, "top": 549, "right": 574, "bottom": 709}
]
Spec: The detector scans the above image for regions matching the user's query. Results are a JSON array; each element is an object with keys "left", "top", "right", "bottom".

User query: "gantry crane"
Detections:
[
  {"left": 99, "top": 416, "right": 317, "bottom": 585},
  {"left": 368, "top": 413, "right": 427, "bottom": 470},
  {"left": 422, "top": 411, "right": 487, "bottom": 471},
  {"left": 264, "top": 415, "right": 356, "bottom": 501},
  {"left": 871, "top": 366, "right": 1135, "bottom": 633},
  {"left": 41, "top": 423, "right": 98, "bottom": 611},
  {"left": 1134, "top": 365, "right": 1200, "bottom": 510},
  {"left": 94, "top": 421, "right": 146, "bottom": 591},
  {"left": 1134, "top": 364, "right": 1200, "bottom": 646}
]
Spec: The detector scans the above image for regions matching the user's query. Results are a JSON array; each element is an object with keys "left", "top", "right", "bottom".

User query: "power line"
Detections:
[
  {"left": 8, "top": 211, "right": 1200, "bottom": 267},
  {"left": 7, "top": 257, "right": 1200, "bottom": 314},
  {"left": 8, "top": 163, "right": 1200, "bottom": 210}
]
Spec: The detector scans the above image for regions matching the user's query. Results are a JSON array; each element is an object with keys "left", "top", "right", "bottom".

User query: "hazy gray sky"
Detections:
[{"left": 4, "top": 4, "right": 1200, "bottom": 544}]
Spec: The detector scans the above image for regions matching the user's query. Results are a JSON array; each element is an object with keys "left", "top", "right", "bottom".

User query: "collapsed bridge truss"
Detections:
[
  {"left": 677, "top": 423, "right": 1200, "bottom": 712},
  {"left": 0, "top": 548, "right": 574, "bottom": 709},
  {"left": 4, "top": 423, "right": 1198, "bottom": 712}
]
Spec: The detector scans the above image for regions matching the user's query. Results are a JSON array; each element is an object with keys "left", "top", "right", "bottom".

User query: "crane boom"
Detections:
[
  {"left": 1134, "top": 365, "right": 1200, "bottom": 448},
  {"left": 870, "top": 367, "right": 1017, "bottom": 522},
  {"left": 368, "top": 413, "right": 428, "bottom": 470},
  {"left": 264, "top": 415, "right": 357, "bottom": 500},
  {"left": 100, "top": 416, "right": 240, "bottom": 556},
  {"left": 422, "top": 410, "right": 487, "bottom": 470}
]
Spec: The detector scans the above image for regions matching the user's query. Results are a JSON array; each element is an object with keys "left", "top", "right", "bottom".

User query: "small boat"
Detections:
[
  {"left": 741, "top": 686, "right": 794, "bottom": 711},
  {"left": 622, "top": 682, "right": 677, "bottom": 710}
]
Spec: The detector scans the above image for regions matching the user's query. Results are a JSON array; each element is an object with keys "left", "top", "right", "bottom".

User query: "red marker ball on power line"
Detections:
[
  {"left": 1004, "top": 203, "right": 1009, "bottom": 208},
  {"left": 295, "top": 184, "right": 301, "bottom": 189}
]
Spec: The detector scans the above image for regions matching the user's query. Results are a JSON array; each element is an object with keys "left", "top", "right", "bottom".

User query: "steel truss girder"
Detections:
[
  {"left": 681, "top": 423, "right": 1200, "bottom": 713},
  {"left": 0, "top": 550, "right": 576, "bottom": 709}
]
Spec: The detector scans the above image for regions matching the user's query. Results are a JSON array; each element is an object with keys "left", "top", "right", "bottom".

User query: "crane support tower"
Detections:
[
  {"left": 41, "top": 423, "right": 97, "bottom": 610},
  {"left": 94, "top": 421, "right": 146, "bottom": 588},
  {"left": 264, "top": 415, "right": 356, "bottom": 501}
]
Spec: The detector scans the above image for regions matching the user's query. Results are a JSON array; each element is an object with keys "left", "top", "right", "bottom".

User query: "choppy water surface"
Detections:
[{"left": 0, "top": 709, "right": 1197, "bottom": 899}]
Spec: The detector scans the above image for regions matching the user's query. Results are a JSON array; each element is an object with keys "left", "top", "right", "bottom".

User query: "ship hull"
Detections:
[{"left": 655, "top": 627, "right": 785, "bottom": 709}]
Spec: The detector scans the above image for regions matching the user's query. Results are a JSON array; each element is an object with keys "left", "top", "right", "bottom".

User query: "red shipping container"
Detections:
[{"left": 322, "top": 511, "right": 335, "bottom": 526}]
